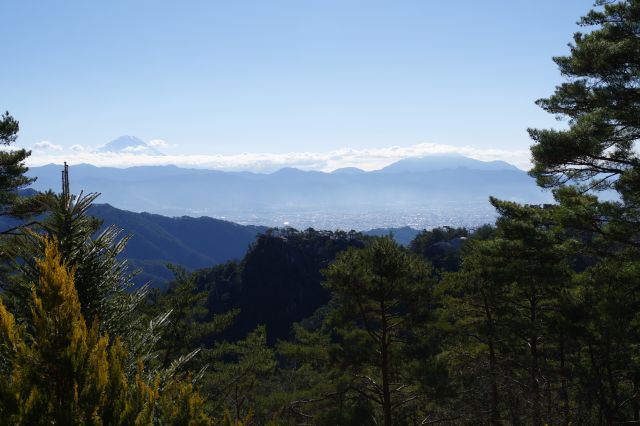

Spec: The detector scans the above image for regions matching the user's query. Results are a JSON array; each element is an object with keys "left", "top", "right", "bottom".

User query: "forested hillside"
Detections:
[
  {"left": 193, "top": 229, "right": 365, "bottom": 344},
  {"left": 89, "top": 203, "right": 267, "bottom": 286}
]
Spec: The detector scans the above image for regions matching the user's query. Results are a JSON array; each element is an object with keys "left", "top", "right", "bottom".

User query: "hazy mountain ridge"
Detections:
[
  {"left": 86, "top": 203, "right": 268, "bottom": 286},
  {"left": 377, "top": 155, "right": 519, "bottom": 173},
  {"left": 27, "top": 155, "right": 551, "bottom": 230}
]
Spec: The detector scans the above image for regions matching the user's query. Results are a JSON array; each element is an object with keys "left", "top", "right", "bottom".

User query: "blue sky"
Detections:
[{"left": 2, "top": 0, "right": 592, "bottom": 171}]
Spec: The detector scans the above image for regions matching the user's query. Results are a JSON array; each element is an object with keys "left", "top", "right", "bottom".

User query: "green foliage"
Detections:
[
  {"left": 409, "top": 226, "right": 495, "bottom": 274},
  {"left": 201, "top": 326, "right": 277, "bottom": 423},
  {"left": 528, "top": 0, "right": 640, "bottom": 252},
  {"left": 4, "top": 190, "right": 156, "bottom": 362},
  {"left": 520, "top": 3, "right": 640, "bottom": 421},
  {"left": 0, "top": 112, "right": 47, "bottom": 225},
  {"left": 85, "top": 203, "right": 266, "bottom": 287},
  {"left": 276, "top": 321, "right": 379, "bottom": 425},
  {"left": 567, "top": 255, "right": 640, "bottom": 423},
  {"left": 196, "top": 228, "right": 365, "bottom": 344},
  {"left": 0, "top": 238, "right": 212, "bottom": 425},
  {"left": 440, "top": 201, "right": 574, "bottom": 424},
  {"left": 410, "top": 226, "right": 469, "bottom": 251},
  {"left": 145, "top": 264, "right": 238, "bottom": 370},
  {"left": 276, "top": 324, "right": 338, "bottom": 420},
  {"left": 324, "top": 237, "right": 439, "bottom": 426},
  {"left": 529, "top": 0, "right": 640, "bottom": 191}
]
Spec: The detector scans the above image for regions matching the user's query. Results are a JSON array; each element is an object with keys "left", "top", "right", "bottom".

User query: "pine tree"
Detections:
[
  {"left": 528, "top": 0, "right": 640, "bottom": 247},
  {"left": 0, "top": 112, "right": 47, "bottom": 231},
  {"left": 529, "top": 0, "right": 640, "bottom": 187},
  {"left": 526, "top": 1, "right": 640, "bottom": 422},
  {"left": 277, "top": 322, "right": 376, "bottom": 425},
  {"left": 567, "top": 254, "right": 640, "bottom": 423},
  {"left": 145, "top": 265, "right": 238, "bottom": 371},
  {"left": 0, "top": 238, "right": 212, "bottom": 425},
  {"left": 441, "top": 200, "right": 576, "bottom": 425},
  {"left": 440, "top": 239, "right": 511, "bottom": 425},
  {"left": 6, "top": 172, "right": 160, "bottom": 359},
  {"left": 323, "top": 237, "right": 438, "bottom": 426},
  {"left": 202, "top": 326, "right": 277, "bottom": 423}
]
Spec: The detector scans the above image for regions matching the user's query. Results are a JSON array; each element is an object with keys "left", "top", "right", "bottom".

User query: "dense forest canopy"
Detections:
[{"left": 2, "top": 0, "right": 640, "bottom": 424}]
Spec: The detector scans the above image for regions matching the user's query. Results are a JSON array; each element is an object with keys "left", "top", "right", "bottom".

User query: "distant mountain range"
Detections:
[
  {"left": 27, "top": 154, "right": 552, "bottom": 230},
  {"left": 378, "top": 156, "right": 519, "bottom": 173}
]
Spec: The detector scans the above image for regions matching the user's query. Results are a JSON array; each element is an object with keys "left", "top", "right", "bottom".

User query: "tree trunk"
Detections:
[
  {"left": 632, "top": 371, "right": 640, "bottom": 422},
  {"left": 483, "top": 292, "right": 501, "bottom": 425},
  {"left": 530, "top": 294, "right": 541, "bottom": 426},
  {"left": 381, "top": 302, "right": 392, "bottom": 426},
  {"left": 560, "top": 339, "right": 570, "bottom": 425}
]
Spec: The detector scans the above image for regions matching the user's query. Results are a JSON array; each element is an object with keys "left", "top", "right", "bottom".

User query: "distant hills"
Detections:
[
  {"left": 27, "top": 154, "right": 551, "bottom": 230},
  {"left": 378, "top": 155, "right": 519, "bottom": 173},
  {"left": 363, "top": 226, "right": 420, "bottom": 245},
  {"left": 86, "top": 204, "right": 267, "bottom": 286}
]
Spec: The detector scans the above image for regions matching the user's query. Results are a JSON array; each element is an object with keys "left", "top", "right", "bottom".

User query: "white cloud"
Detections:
[
  {"left": 148, "top": 139, "right": 170, "bottom": 148},
  {"left": 33, "top": 140, "right": 63, "bottom": 151},
  {"left": 70, "top": 144, "right": 86, "bottom": 152},
  {"left": 122, "top": 145, "right": 151, "bottom": 153},
  {"left": 25, "top": 142, "right": 532, "bottom": 172}
]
